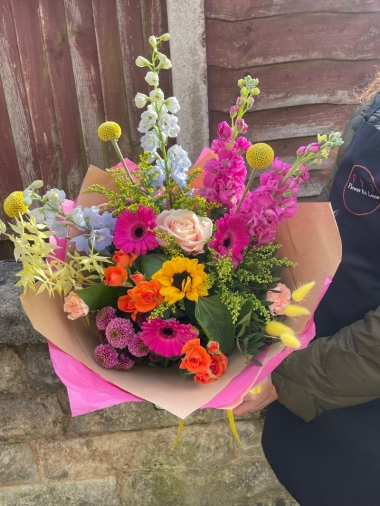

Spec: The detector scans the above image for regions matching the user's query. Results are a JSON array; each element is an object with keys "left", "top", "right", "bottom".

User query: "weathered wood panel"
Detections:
[
  {"left": 208, "top": 60, "right": 377, "bottom": 112},
  {"left": 64, "top": 0, "right": 108, "bottom": 170},
  {"left": 206, "top": 13, "right": 380, "bottom": 68},
  {"left": 205, "top": 0, "right": 380, "bottom": 20},
  {"left": 39, "top": 0, "right": 88, "bottom": 196},
  {"left": 11, "top": 0, "right": 64, "bottom": 191},
  {"left": 210, "top": 104, "right": 356, "bottom": 144}
]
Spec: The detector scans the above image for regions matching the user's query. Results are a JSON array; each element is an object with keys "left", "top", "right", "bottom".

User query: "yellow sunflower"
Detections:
[{"left": 152, "top": 257, "right": 208, "bottom": 305}]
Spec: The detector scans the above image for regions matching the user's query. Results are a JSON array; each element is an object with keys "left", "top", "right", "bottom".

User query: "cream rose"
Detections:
[
  {"left": 156, "top": 209, "right": 213, "bottom": 254},
  {"left": 63, "top": 291, "right": 89, "bottom": 320}
]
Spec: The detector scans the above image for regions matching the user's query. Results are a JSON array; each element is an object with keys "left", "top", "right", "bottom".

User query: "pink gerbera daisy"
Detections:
[
  {"left": 113, "top": 205, "right": 159, "bottom": 255},
  {"left": 209, "top": 213, "right": 250, "bottom": 265},
  {"left": 140, "top": 318, "right": 198, "bottom": 358}
]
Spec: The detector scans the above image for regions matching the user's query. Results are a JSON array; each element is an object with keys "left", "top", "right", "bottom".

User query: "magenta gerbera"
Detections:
[
  {"left": 209, "top": 213, "right": 250, "bottom": 265},
  {"left": 113, "top": 205, "right": 159, "bottom": 255},
  {"left": 140, "top": 318, "right": 198, "bottom": 358},
  {"left": 105, "top": 317, "right": 135, "bottom": 349},
  {"left": 94, "top": 343, "right": 118, "bottom": 369},
  {"left": 96, "top": 306, "right": 117, "bottom": 331}
]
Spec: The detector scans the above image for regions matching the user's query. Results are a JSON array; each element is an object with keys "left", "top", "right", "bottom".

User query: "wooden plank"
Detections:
[
  {"left": 64, "top": 0, "right": 108, "bottom": 170},
  {"left": 209, "top": 103, "right": 356, "bottom": 143},
  {"left": 0, "top": 72, "right": 23, "bottom": 222},
  {"left": 0, "top": 0, "right": 41, "bottom": 189},
  {"left": 205, "top": 0, "right": 380, "bottom": 21},
  {"left": 92, "top": 0, "right": 133, "bottom": 167},
  {"left": 38, "top": 0, "right": 88, "bottom": 198},
  {"left": 116, "top": 0, "right": 148, "bottom": 159},
  {"left": 206, "top": 13, "right": 380, "bottom": 68},
  {"left": 208, "top": 60, "right": 376, "bottom": 112},
  {"left": 11, "top": 0, "right": 64, "bottom": 191}
]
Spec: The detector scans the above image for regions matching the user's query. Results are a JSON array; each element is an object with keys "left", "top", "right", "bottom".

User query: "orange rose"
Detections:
[
  {"left": 112, "top": 250, "right": 138, "bottom": 267},
  {"left": 118, "top": 294, "right": 138, "bottom": 320},
  {"left": 194, "top": 370, "right": 217, "bottom": 384},
  {"left": 127, "top": 279, "right": 163, "bottom": 314},
  {"left": 131, "top": 273, "right": 145, "bottom": 285},
  {"left": 209, "top": 354, "right": 228, "bottom": 378},
  {"left": 104, "top": 265, "right": 127, "bottom": 286},
  {"left": 180, "top": 339, "right": 211, "bottom": 373},
  {"left": 207, "top": 341, "right": 220, "bottom": 355}
]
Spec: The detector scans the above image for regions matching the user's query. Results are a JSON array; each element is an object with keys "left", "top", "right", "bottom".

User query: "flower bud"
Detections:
[
  {"left": 238, "top": 78, "right": 245, "bottom": 88},
  {"left": 236, "top": 96, "right": 245, "bottom": 106},
  {"left": 30, "top": 180, "right": 44, "bottom": 189},
  {"left": 251, "top": 88, "right": 260, "bottom": 95},
  {"left": 148, "top": 36, "right": 157, "bottom": 47},
  {"left": 135, "top": 92, "right": 149, "bottom": 108},
  {"left": 230, "top": 105, "right": 239, "bottom": 118},
  {"left": 160, "top": 33, "right": 170, "bottom": 41},
  {"left": 145, "top": 71, "right": 159, "bottom": 87},
  {"left": 235, "top": 118, "right": 248, "bottom": 134},
  {"left": 135, "top": 56, "right": 151, "bottom": 68},
  {"left": 149, "top": 88, "right": 164, "bottom": 102}
]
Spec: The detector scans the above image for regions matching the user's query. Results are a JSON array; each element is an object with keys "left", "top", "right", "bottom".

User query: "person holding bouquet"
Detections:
[{"left": 234, "top": 86, "right": 380, "bottom": 505}]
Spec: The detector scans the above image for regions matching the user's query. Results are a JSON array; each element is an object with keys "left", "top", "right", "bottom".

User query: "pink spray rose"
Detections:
[
  {"left": 155, "top": 209, "right": 213, "bottom": 254},
  {"left": 266, "top": 283, "right": 291, "bottom": 315},
  {"left": 63, "top": 291, "right": 89, "bottom": 320}
]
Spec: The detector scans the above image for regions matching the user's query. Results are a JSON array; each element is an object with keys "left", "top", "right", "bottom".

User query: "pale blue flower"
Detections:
[
  {"left": 29, "top": 206, "right": 46, "bottom": 224},
  {"left": 71, "top": 234, "right": 90, "bottom": 254},
  {"left": 159, "top": 114, "right": 179, "bottom": 138},
  {"left": 54, "top": 221, "right": 69, "bottom": 239},
  {"left": 83, "top": 207, "right": 102, "bottom": 230},
  {"left": 66, "top": 206, "right": 86, "bottom": 229},
  {"left": 165, "top": 97, "right": 180, "bottom": 114},
  {"left": 101, "top": 212, "right": 116, "bottom": 231},
  {"left": 90, "top": 228, "right": 113, "bottom": 252},
  {"left": 44, "top": 189, "right": 66, "bottom": 203},
  {"left": 141, "top": 131, "right": 159, "bottom": 153}
]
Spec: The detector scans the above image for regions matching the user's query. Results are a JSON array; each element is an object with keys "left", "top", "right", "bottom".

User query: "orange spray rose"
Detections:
[
  {"left": 206, "top": 341, "right": 220, "bottom": 355},
  {"left": 131, "top": 273, "right": 145, "bottom": 285},
  {"left": 112, "top": 250, "right": 138, "bottom": 267},
  {"left": 209, "top": 354, "right": 228, "bottom": 378},
  {"left": 125, "top": 279, "right": 163, "bottom": 317},
  {"left": 104, "top": 265, "right": 128, "bottom": 286},
  {"left": 194, "top": 370, "right": 217, "bottom": 384},
  {"left": 180, "top": 338, "right": 211, "bottom": 373}
]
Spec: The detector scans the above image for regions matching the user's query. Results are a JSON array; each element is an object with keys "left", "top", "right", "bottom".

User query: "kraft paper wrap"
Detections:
[{"left": 21, "top": 163, "right": 341, "bottom": 419}]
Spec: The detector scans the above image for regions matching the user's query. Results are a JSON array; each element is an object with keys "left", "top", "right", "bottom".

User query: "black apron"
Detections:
[{"left": 262, "top": 99, "right": 380, "bottom": 506}]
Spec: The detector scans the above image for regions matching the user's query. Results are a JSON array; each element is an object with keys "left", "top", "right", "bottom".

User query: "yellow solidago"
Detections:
[
  {"left": 98, "top": 121, "right": 122, "bottom": 142},
  {"left": 246, "top": 143, "right": 274, "bottom": 170},
  {"left": 265, "top": 321, "right": 293, "bottom": 337},
  {"left": 152, "top": 257, "right": 208, "bottom": 305},
  {"left": 292, "top": 281, "right": 316, "bottom": 302},
  {"left": 280, "top": 332, "right": 301, "bottom": 349},
  {"left": 284, "top": 305, "right": 310, "bottom": 317},
  {"left": 3, "top": 191, "right": 28, "bottom": 218}
]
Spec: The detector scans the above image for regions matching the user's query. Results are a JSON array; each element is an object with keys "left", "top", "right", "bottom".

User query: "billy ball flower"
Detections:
[
  {"left": 246, "top": 143, "right": 274, "bottom": 170},
  {"left": 3, "top": 191, "right": 29, "bottom": 218},
  {"left": 97, "top": 121, "right": 122, "bottom": 142},
  {"left": 105, "top": 317, "right": 135, "bottom": 349}
]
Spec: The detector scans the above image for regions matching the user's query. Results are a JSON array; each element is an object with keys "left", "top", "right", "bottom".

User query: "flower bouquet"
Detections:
[{"left": 1, "top": 33, "right": 342, "bottom": 424}]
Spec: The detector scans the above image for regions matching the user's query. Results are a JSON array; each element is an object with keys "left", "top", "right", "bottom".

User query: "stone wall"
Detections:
[{"left": 0, "top": 261, "right": 298, "bottom": 506}]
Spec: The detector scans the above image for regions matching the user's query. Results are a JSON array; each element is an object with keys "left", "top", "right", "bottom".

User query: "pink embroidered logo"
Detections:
[{"left": 343, "top": 165, "right": 380, "bottom": 216}]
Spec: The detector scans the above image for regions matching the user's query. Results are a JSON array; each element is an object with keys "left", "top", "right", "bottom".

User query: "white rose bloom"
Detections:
[
  {"left": 135, "top": 93, "right": 148, "bottom": 108},
  {"left": 145, "top": 71, "right": 159, "bottom": 87},
  {"left": 165, "top": 97, "right": 180, "bottom": 114},
  {"left": 150, "top": 88, "right": 164, "bottom": 102},
  {"left": 135, "top": 56, "right": 150, "bottom": 67}
]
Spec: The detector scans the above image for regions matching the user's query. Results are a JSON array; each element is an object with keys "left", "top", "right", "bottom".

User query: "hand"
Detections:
[{"left": 232, "top": 377, "right": 278, "bottom": 415}]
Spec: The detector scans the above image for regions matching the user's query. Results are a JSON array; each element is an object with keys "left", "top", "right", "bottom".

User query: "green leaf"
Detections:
[
  {"left": 75, "top": 284, "right": 125, "bottom": 311},
  {"left": 195, "top": 295, "right": 235, "bottom": 355},
  {"left": 138, "top": 253, "right": 169, "bottom": 280},
  {"left": 237, "top": 298, "right": 255, "bottom": 327}
]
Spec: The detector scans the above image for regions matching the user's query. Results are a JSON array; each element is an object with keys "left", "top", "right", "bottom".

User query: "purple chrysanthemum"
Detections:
[
  {"left": 128, "top": 334, "right": 149, "bottom": 358},
  {"left": 209, "top": 213, "right": 250, "bottom": 265},
  {"left": 115, "top": 354, "right": 135, "bottom": 370},
  {"left": 140, "top": 318, "right": 197, "bottom": 358},
  {"left": 96, "top": 306, "right": 117, "bottom": 330},
  {"left": 105, "top": 317, "right": 135, "bottom": 349},
  {"left": 113, "top": 205, "right": 159, "bottom": 255},
  {"left": 94, "top": 343, "right": 118, "bottom": 369}
]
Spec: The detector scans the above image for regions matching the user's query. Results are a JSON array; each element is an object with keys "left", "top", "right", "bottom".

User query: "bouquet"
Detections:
[{"left": 1, "top": 33, "right": 342, "bottom": 424}]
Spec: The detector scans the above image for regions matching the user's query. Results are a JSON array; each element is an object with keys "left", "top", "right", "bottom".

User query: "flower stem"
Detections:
[
  {"left": 110, "top": 140, "right": 134, "bottom": 183},
  {"left": 235, "top": 168, "right": 257, "bottom": 213}
]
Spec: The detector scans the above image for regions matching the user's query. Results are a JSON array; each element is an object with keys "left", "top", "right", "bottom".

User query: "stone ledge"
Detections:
[
  {"left": 0, "top": 443, "right": 39, "bottom": 485},
  {"left": 0, "top": 476, "right": 122, "bottom": 506},
  {"left": 0, "top": 346, "right": 26, "bottom": 394}
]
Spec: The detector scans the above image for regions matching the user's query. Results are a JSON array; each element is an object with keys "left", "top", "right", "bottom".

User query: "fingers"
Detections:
[{"left": 232, "top": 401, "right": 255, "bottom": 416}]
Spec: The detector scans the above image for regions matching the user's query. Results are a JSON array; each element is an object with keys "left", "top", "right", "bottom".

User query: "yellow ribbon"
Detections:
[
  {"left": 227, "top": 409, "right": 241, "bottom": 444},
  {"left": 250, "top": 381, "right": 263, "bottom": 394},
  {"left": 172, "top": 419, "right": 185, "bottom": 450}
]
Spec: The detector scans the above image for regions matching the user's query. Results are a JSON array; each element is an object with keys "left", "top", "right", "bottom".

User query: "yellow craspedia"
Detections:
[
  {"left": 246, "top": 142, "right": 274, "bottom": 169},
  {"left": 284, "top": 305, "right": 310, "bottom": 318},
  {"left": 280, "top": 332, "right": 301, "bottom": 349},
  {"left": 265, "top": 321, "right": 293, "bottom": 337},
  {"left": 3, "top": 191, "right": 28, "bottom": 218},
  {"left": 97, "top": 121, "right": 122, "bottom": 142},
  {"left": 292, "top": 281, "right": 316, "bottom": 303}
]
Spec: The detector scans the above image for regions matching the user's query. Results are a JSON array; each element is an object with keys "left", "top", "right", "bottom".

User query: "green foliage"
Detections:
[
  {"left": 75, "top": 284, "right": 125, "bottom": 311},
  {"left": 137, "top": 253, "right": 169, "bottom": 280}
]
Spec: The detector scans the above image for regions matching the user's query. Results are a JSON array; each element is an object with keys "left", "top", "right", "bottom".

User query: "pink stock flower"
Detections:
[
  {"left": 235, "top": 136, "right": 252, "bottom": 153},
  {"left": 309, "top": 142, "right": 320, "bottom": 153},
  {"left": 235, "top": 118, "right": 248, "bottom": 134},
  {"left": 266, "top": 283, "right": 291, "bottom": 315},
  {"left": 297, "top": 146, "right": 307, "bottom": 155},
  {"left": 209, "top": 213, "right": 250, "bottom": 265},
  {"left": 211, "top": 138, "right": 230, "bottom": 154},
  {"left": 230, "top": 105, "right": 239, "bottom": 117},
  {"left": 217, "top": 121, "right": 234, "bottom": 140}
]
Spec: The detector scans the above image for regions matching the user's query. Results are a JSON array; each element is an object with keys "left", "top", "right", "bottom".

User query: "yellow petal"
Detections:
[
  {"left": 284, "top": 305, "right": 310, "bottom": 317},
  {"left": 265, "top": 321, "right": 293, "bottom": 337},
  {"left": 280, "top": 332, "right": 301, "bottom": 348}
]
